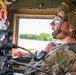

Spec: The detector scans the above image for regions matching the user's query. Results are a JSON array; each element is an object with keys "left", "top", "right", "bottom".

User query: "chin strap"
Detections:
[
  {"left": 61, "top": 30, "right": 70, "bottom": 36},
  {"left": 52, "top": 13, "right": 67, "bottom": 38},
  {"left": 52, "top": 29, "right": 61, "bottom": 38},
  {"left": 61, "top": 30, "right": 76, "bottom": 38},
  {"left": 52, "top": 29, "right": 70, "bottom": 39}
]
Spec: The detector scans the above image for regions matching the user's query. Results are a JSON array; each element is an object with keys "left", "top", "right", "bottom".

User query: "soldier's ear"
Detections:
[{"left": 69, "top": 26, "right": 75, "bottom": 32}]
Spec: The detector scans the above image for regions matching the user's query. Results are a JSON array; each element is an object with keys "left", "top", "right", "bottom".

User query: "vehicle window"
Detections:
[{"left": 18, "top": 18, "right": 54, "bottom": 52}]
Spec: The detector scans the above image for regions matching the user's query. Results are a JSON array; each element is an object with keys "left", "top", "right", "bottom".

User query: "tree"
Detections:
[
  {"left": 19, "top": 33, "right": 54, "bottom": 41},
  {"left": 39, "top": 33, "right": 51, "bottom": 41}
]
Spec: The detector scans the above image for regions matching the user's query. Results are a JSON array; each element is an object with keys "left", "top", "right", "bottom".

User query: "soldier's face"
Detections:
[
  {"left": 50, "top": 15, "right": 61, "bottom": 32},
  {"left": 50, "top": 11, "right": 70, "bottom": 40}
]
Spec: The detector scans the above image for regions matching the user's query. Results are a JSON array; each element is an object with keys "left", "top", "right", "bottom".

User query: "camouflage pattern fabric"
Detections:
[
  {"left": 57, "top": 1, "right": 76, "bottom": 30},
  {"left": 53, "top": 1, "right": 76, "bottom": 38},
  {"left": 24, "top": 43, "right": 76, "bottom": 75}
]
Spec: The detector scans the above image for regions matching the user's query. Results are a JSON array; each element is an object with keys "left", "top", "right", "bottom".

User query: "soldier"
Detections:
[{"left": 24, "top": 1, "right": 76, "bottom": 75}]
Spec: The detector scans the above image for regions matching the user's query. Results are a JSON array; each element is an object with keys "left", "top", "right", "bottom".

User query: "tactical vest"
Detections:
[{"left": 24, "top": 43, "right": 76, "bottom": 75}]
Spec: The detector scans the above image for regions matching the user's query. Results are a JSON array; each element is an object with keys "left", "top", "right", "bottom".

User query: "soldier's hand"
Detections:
[
  {"left": 14, "top": 48, "right": 26, "bottom": 57},
  {"left": 44, "top": 42, "right": 57, "bottom": 53}
]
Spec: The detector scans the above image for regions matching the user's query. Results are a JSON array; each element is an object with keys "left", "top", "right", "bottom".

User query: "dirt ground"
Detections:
[{"left": 18, "top": 39, "right": 50, "bottom": 52}]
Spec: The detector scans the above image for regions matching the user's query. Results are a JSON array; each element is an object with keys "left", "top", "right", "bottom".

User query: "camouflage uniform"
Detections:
[
  {"left": 24, "top": 43, "right": 76, "bottom": 75},
  {"left": 24, "top": 1, "right": 76, "bottom": 75}
]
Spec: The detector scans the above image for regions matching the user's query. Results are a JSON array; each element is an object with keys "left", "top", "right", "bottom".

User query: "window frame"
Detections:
[{"left": 9, "top": 8, "right": 57, "bottom": 55}]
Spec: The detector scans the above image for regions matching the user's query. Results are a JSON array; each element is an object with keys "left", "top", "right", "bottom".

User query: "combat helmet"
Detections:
[{"left": 53, "top": 0, "right": 76, "bottom": 38}]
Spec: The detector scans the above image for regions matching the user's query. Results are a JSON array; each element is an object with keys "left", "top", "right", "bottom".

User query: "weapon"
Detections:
[
  {"left": 0, "top": 29, "right": 75, "bottom": 75},
  {"left": 0, "top": 29, "right": 51, "bottom": 75}
]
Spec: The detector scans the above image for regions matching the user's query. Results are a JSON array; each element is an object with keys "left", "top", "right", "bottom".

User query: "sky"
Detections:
[
  {"left": 19, "top": 18, "right": 53, "bottom": 35},
  {"left": 18, "top": 18, "right": 54, "bottom": 50}
]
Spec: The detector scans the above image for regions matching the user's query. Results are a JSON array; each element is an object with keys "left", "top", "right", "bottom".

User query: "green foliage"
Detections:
[
  {"left": 39, "top": 33, "right": 51, "bottom": 41},
  {"left": 19, "top": 34, "right": 26, "bottom": 39},
  {"left": 19, "top": 33, "right": 54, "bottom": 41}
]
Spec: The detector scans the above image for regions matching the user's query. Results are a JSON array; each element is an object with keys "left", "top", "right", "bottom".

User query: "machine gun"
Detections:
[
  {"left": 0, "top": 29, "right": 14, "bottom": 75},
  {"left": 0, "top": 29, "right": 51, "bottom": 75}
]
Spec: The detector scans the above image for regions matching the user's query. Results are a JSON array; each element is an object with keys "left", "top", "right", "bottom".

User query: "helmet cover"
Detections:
[{"left": 57, "top": 1, "right": 76, "bottom": 29}]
